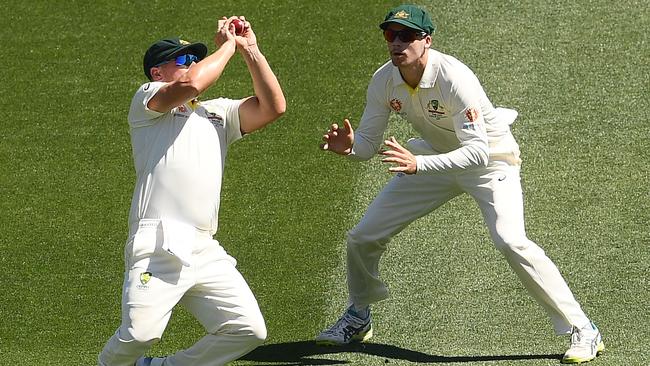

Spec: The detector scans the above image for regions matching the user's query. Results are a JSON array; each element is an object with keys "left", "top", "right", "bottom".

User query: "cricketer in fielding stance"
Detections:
[
  {"left": 316, "top": 5, "right": 604, "bottom": 364},
  {"left": 98, "top": 16, "right": 285, "bottom": 366}
]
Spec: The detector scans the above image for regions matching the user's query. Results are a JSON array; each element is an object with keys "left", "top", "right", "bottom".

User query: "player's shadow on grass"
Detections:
[{"left": 241, "top": 341, "right": 563, "bottom": 365}]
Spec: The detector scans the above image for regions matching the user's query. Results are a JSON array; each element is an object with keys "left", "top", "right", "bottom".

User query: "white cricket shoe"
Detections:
[
  {"left": 562, "top": 322, "right": 604, "bottom": 364},
  {"left": 315, "top": 306, "right": 373, "bottom": 345}
]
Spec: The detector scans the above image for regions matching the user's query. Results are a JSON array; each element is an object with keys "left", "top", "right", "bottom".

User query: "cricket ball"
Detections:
[{"left": 232, "top": 19, "right": 245, "bottom": 35}]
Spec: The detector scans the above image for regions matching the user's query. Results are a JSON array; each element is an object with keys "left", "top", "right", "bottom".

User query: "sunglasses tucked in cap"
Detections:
[
  {"left": 143, "top": 37, "right": 208, "bottom": 80},
  {"left": 379, "top": 4, "right": 436, "bottom": 35},
  {"left": 154, "top": 54, "right": 200, "bottom": 68}
]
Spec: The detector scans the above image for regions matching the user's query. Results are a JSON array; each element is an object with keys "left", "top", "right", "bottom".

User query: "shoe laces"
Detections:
[
  {"left": 324, "top": 308, "right": 369, "bottom": 337},
  {"left": 570, "top": 324, "right": 597, "bottom": 347}
]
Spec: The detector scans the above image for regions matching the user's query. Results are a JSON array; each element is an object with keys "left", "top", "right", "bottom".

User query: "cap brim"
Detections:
[
  {"left": 168, "top": 42, "right": 208, "bottom": 61},
  {"left": 379, "top": 19, "right": 426, "bottom": 33}
]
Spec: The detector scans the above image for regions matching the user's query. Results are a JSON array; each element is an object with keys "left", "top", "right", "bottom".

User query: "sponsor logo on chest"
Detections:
[
  {"left": 206, "top": 112, "right": 224, "bottom": 129},
  {"left": 426, "top": 99, "right": 447, "bottom": 119}
]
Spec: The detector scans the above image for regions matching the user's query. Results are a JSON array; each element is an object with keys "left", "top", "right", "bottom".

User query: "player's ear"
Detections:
[
  {"left": 424, "top": 34, "right": 432, "bottom": 48},
  {"left": 150, "top": 66, "right": 163, "bottom": 81}
]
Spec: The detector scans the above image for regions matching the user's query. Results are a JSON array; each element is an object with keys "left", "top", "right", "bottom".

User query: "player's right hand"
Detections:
[
  {"left": 320, "top": 118, "right": 354, "bottom": 155},
  {"left": 215, "top": 17, "right": 237, "bottom": 48},
  {"left": 231, "top": 16, "right": 257, "bottom": 51}
]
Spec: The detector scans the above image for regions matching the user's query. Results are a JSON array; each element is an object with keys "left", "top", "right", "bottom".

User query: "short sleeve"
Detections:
[{"left": 128, "top": 82, "right": 166, "bottom": 128}]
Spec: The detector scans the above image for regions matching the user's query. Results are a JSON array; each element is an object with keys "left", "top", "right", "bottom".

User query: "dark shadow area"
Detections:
[{"left": 241, "top": 340, "right": 563, "bottom": 365}]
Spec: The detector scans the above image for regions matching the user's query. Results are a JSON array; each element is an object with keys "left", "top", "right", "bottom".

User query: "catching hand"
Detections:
[
  {"left": 381, "top": 136, "right": 417, "bottom": 174},
  {"left": 320, "top": 119, "right": 354, "bottom": 155},
  {"left": 215, "top": 17, "right": 237, "bottom": 48},
  {"left": 217, "top": 16, "right": 256, "bottom": 50}
]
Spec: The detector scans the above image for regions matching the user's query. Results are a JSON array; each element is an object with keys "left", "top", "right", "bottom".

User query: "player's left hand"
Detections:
[{"left": 381, "top": 136, "right": 417, "bottom": 174}]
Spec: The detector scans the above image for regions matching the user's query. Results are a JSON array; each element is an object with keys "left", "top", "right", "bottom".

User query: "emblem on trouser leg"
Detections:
[
  {"left": 137, "top": 271, "right": 153, "bottom": 290},
  {"left": 140, "top": 272, "right": 152, "bottom": 284}
]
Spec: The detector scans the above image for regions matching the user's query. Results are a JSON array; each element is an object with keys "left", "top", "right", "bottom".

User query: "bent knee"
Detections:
[
  {"left": 347, "top": 228, "right": 390, "bottom": 249},
  {"left": 246, "top": 317, "right": 267, "bottom": 343},
  {"left": 251, "top": 322, "right": 267, "bottom": 344},
  {"left": 491, "top": 233, "right": 539, "bottom": 254},
  {"left": 214, "top": 315, "right": 267, "bottom": 345},
  {"left": 99, "top": 329, "right": 159, "bottom": 366},
  {"left": 109, "top": 326, "right": 160, "bottom": 352},
  {"left": 125, "top": 328, "right": 162, "bottom": 346}
]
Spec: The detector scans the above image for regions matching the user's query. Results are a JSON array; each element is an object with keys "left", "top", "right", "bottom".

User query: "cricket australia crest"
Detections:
[
  {"left": 426, "top": 99, "right": 446, "bottom": 119},
  {"left": 140, "top": 271, "right": 152, "bottom": 285}
]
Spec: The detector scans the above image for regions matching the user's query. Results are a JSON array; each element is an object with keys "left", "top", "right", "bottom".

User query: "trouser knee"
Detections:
[
  {"left": 213, "top": 314, "right": 267, "bottom": 347},
  {"left": 98, "top": 329, "right": 159, "bottom": 366},
  {"left": 249, "top": 320, "right": 267, "bottom": 345},
  {"left": 491, "top": 233, "right": 540, "bottom": 257},
  {"left": 347, "top": 229, "right": 390, "bottom": 252},
  {"left": 347, "top": 231, "right": 390, "bottom": 274},
  {"left": 128, "top": 326, "right": 163, "bottom": 346}
]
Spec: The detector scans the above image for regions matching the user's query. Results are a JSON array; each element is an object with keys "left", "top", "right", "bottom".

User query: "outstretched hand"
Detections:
[
  {"left": 320, "top": 119, "right": 354, "bottom": 155},
  {"left": 381, "top": 136, "right": 417, "bottom": 174}
]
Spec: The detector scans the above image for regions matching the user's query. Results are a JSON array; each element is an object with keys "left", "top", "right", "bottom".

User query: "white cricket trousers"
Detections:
[
  {"left": 98, "top": 228, "right": 266, "bottom": 366},
  {"left": 346, "top": 162, "right": 591, "bottom": 335}
]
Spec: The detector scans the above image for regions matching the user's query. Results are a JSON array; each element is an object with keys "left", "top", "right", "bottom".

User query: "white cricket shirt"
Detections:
[
  {"left": 350, "top": 49, "right": 519, "bottom": 172},
  {"left": 127, "top": 82, "right": 243, "bottom": 237}
]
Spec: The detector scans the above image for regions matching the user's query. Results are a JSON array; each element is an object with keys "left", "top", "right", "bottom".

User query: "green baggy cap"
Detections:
[
  {"left": 379, "top": 5, "right": 436, "bottom": 35},
  {"left": 143, "top": 37, "right": 208, "bottom": 80}
]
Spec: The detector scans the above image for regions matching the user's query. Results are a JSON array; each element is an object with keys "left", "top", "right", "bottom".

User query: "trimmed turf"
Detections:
[{"left": 0, "top": 1, "right": 647, "bottom": 365}]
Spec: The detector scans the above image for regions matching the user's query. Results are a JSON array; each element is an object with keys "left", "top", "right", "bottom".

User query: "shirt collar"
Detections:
[{"left": 391, "top": 49, "right": 440, "bottom": 89}]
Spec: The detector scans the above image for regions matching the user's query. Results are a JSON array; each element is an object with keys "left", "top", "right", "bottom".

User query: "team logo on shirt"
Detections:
[
  {"left": 426, "top": 99, "right": 446, "bottom": 119},
  {"left": 462, "top": 107, "right": 480, "bottom": 131},
  {"left": 390, "top": 98, "right": 403, "bottom": 113},
  {"left": 465, "top": 107, "right": 479, "bottom": 122},
  {"left": 173, "top": 104, "right": 191, "bottom": 119},
  {"left": 207, "top": 112, "right": 224, "bottom": 128}
]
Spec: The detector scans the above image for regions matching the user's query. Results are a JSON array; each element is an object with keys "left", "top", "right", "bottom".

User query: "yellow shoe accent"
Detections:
[{"left": 562, "top": 340, "right": 604, "bottom": 364}]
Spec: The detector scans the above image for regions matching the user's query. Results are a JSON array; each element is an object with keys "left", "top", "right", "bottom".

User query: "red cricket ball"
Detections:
[{"left": 232, "top": 19, "right": 245, "bottom": 35}]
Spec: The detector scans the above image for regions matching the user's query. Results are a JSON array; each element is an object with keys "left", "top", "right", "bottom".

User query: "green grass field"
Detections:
[{"left": 1, "top": 1, "right": 648, "bottom": 365}]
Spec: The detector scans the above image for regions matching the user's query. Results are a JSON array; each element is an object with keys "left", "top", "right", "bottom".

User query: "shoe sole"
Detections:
[
  {"left": 315, "top": 328, "right": 373, "bottom": 346},
  {"left": 561, "top": 341, "right": 605, "bottom": 364}
]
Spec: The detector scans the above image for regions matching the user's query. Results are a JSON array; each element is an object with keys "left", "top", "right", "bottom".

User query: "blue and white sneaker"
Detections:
[
  {"left": 562, "top": 322, "right": 605, "bottom": 364},
  {"left": 315, "top": 305, "right": 373, "bottom": 345}
]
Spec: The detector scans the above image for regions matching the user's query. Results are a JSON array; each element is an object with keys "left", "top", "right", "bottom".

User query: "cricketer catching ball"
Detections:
[{"left": 232, "top": 19, "right": 245, "bottom": 35}]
